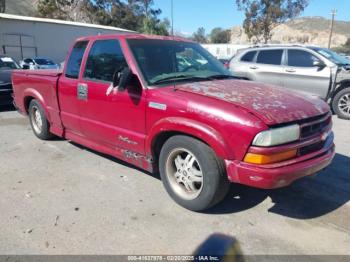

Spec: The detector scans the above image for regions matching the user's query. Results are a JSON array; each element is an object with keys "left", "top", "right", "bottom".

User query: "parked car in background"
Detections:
[
  {"left": 12, "top": 34, "right": 335, "bottom": 211},
  {"left": 218, "top": 58, "right": 229, "bottom": 64},
  {"left": 218, "top": 58, "right": 230, "bottom": 69},
  {"left": 229, "top": 45, "right": 350, "bottom": 119},
  {"left": 0, "top": 55, "right": 20, "bottom": 106},
  {"left": 20, "top": 57, "right": 59, "bottom": 70}
]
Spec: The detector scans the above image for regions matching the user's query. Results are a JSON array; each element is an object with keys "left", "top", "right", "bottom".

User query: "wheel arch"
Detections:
[
  {"left": 332, "top": 80, "right": 350, "bottom": 99},
  {"left": 22, "top": 89, "right": 50, "bottom": 121},
  {"left": 146, "top": 117, "right": 233, "bottom": 166}
]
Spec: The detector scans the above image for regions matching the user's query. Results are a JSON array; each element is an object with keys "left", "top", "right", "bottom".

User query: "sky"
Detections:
[{"left": 155, "top": 0, "right": 350, "bottom": 36}]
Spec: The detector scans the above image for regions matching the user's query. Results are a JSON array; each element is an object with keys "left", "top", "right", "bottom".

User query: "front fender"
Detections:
[{"left": 146, "top": 117, "right": 233, "bottom": 160}]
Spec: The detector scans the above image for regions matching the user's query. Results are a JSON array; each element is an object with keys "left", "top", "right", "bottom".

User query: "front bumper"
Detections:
[{"left": 225, "top": 134, "right": 335, "bottom": 189}]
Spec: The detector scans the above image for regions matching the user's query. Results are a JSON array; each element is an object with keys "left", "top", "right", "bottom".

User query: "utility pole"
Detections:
[
  {"left": 171, "top": 0, "right": 174, "bottom": 36},
  {"left": 328, "top": 9, "right": 337, "bottom": 49}
]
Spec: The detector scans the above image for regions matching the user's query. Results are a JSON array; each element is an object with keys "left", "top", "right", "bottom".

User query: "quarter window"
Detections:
[
  {"left": 240, "top": 51, "right": 256, "bottom": 62},
  {"left": 256, "top": 50, "right": 283, "bottom": 65},
  {"left": 65, "top": 41, "right": 88, "bottom": 79},
  {"left": 84, "top": 39, "right": 127, "bottom": 82},
  {"left": 288, "top": 50, "right": 320, "bottom": 67}
]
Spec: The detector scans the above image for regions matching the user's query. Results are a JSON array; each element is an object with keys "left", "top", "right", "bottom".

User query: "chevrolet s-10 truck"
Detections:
[{"left": 12, "top": 34, "right": 335, "bottom": 211}]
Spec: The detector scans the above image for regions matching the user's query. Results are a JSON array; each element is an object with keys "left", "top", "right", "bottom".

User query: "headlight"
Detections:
[{"left": 252, "top": 124, "right": 300, "bottom": 147}]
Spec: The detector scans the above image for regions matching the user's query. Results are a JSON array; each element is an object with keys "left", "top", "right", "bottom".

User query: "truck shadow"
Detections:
[
  {"left": 206, "top": 153, "right": 350, "bottom": 219},
  {"left": 67, "top": 141, "right": 350, "bottom": 219}
]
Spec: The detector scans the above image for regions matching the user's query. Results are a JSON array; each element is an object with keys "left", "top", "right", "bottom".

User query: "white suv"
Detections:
[{"left": 229, "top": 45, "right": 350, "bottom": 119}]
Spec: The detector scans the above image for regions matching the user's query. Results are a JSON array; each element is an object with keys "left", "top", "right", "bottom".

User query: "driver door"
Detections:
[
  {"left": 78, "top": 38, "right": 147, "bottom": 155},
  {"left": 282, "top": 49, "right": 331, "bottom": 99}
]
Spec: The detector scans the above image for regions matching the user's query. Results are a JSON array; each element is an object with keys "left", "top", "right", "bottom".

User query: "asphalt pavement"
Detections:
[{"left": 0, "top": 106, "right": 349, "bottom": 255}]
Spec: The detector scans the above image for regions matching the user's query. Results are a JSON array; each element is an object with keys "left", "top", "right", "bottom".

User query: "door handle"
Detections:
[
  {"left": 77, "top": 83, "right": 88, "bottom": 100},
  {"left": 250, "top": 66, "right": 258, "bottom": 70},
  {"left": 285, "top": 69, "right": 296, "bottom": 73}
]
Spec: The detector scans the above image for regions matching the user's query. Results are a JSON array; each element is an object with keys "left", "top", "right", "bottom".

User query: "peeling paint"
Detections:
[
  {"left": 186, "top": 101, "right": 263, "bottom": 128},
  {"left": 121, "top": 149, "right": 154, "bottom": 168},
  {"left": 178, "top": 79, "right": 329, "bottom": 125},
  {"left": 118, "top": 135, "right": 138, "bottom": 145}
]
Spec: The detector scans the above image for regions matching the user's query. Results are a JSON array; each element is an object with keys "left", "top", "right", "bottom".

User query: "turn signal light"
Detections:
[{"left": 244, "top": 149, "right": 297, "bottom": 165}]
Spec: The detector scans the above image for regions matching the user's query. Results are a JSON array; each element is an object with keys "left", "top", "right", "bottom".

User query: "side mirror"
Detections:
[
  {"left": 113, "top": 67, "right": 132, "bottom": 91},
  {"left": 22, "top": 64, "right": 30, "bottom": 70},
  {"left": 313, "top": 60, "right": 326, "bottom": 69}
]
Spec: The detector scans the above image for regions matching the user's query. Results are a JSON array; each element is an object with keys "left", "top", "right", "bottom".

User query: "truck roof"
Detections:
[{"left": 75, "top": 33, "right": 194, "bottom": 43}]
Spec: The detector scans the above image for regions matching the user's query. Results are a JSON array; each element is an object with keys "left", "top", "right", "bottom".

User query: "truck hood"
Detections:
[{"left": 177, "top": 79, "right": 329, "bottom": 126}]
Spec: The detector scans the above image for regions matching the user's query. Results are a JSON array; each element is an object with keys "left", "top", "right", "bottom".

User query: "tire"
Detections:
[
  {"left": 332, "top": 87, "right": 350, "bottom": 120},
  {"left": 28, "top": 99, "right": 54, "bottom": 140},
  {"left": 159, "top": 135, "right": 230, "bottom": 211}
]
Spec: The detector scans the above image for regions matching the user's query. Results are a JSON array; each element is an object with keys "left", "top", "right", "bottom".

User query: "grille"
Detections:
[
  {"left": 300, "top": 114, "right": 331, "bottom": 138},
  {"left": 299, "top": 141, "right": 325, "bottom": 156}
]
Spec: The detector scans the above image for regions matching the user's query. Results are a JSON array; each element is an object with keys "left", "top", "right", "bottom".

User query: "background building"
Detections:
[
  {"left": 202, "top": 44, "right": 249, "bottom": 59},
  {"left": 0, "top": 13, "right": 132, "bottom": 63}
]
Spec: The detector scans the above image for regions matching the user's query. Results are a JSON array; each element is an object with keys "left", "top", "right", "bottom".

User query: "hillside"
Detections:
[
  {"left": 231, "top": 16, "right": 350, "bottom": 47},
  {"left": 287, "top": 16, "right": 350, "bottom": 37}
]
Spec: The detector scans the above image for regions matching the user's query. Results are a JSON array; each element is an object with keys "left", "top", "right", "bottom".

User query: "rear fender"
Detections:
[
  {"left": 146, "top": 117, "right": 233, "bottom": 160},
  {"left": 23, "top": 88, "right": 50, "bottom": 121}
]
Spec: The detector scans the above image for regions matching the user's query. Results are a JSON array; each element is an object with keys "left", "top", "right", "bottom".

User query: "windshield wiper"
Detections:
[
  {"left": 151, "top": 75, "right": 209, "bottom": 85},
  {"left": 205, "top": 74, "right": 235, "bottom": 80},
  {"left": 151, "top": 74, "right": 236, "bottom": 85}
]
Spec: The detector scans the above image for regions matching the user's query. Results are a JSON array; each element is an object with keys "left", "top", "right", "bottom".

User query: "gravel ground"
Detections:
[{"left": 0, "top": 106, "right": 349, "bottom": 255}]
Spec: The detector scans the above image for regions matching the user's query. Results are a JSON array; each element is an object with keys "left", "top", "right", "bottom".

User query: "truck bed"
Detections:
[{"left": 12, "top": 69, "right": 64, "bottom": 136}]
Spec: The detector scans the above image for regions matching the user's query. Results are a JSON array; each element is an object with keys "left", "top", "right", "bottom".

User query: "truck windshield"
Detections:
[
  {"left": 127, "top": 39, "right": 232, "bottom": 86},
  {"left": 311, "top": 47, "right": 350, "bottom": 66}
]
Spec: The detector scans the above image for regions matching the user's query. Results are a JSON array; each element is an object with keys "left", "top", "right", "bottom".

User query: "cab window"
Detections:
[
  {"left": 65, "top": 41, "right": 88, "bottom": 79},
  {"left": 240, "top": 51, "right": 256, "bottom": 62},
  {"left": 83, "top": 39, "right": 127, "bottom": 82},
  {"left": 24, "top": 59, "right": 33, "bottom": 63},
  {"left": 256, "top": 50, "right": 283, "bottom": 65},
  {"left": 288, "top": 49, "right": 320, "bottom": 67}
]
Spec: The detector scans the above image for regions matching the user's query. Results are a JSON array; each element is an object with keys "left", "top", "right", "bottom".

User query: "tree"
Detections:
[
  {"left": 37, "top": 0, "right": 169, "bottom": 35},
  {"left": 142, "top": 17, "right": 170, "bottom": 35},
  {"left": 136, "top": 0, "right": 170, "bottom": 35},
  {"left": 209, "top": 27, "right": 231, "bottom": 43},
  {"left": 0, "top": 0, "right": 5, "bottom": 13},
  {"left": 235, "top": 0, "right": 309, "bottom": 44},
  {"left": 37, "top": 0, "right": 95, "bottom": 22},
  {"left": 192, "top": 27, "right": 208, "bottom": 43}
]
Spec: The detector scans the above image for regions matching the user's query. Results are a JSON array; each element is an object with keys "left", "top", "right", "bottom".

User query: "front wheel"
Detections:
[
  {"left": 332, "top": 87, "right": 350, "bottom": 120},
  {"left": 159, "top": 135, "right": 230, "bottom": 211}
]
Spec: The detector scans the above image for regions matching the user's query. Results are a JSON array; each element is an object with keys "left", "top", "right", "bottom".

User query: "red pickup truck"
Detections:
[{"left": 12, "top": 34, "right": 335, "bottom": 211}]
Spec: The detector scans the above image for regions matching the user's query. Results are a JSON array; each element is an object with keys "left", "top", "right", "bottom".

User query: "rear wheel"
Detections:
[
  {"left": 159, "top": 135, "right": 230, "bottom": 211},
  {"left": 28, "top": 99, "right": 54, "bottom": 140},
  {"left": 332, "top": 87, "right": 350, "bottom": 120}
]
